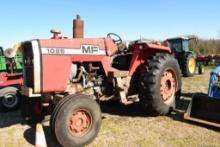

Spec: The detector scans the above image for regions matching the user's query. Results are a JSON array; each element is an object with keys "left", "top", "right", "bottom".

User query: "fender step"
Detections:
[{"left": 108, "top": 68, "right": 129, "bottom": 77}]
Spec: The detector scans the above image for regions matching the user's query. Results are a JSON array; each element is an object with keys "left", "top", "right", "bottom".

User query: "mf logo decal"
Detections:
[{"left": 81, "top": 45, "right": 99, "bottom": 54}]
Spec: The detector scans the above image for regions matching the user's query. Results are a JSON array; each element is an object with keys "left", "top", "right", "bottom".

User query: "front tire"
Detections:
[
  {"left": 139, "top": 53, "right": 182, "bottom": 115},
  {"left": 53, "top": 94, "right": 102, "bottom": 147},
  {"left": 0, "top": 87, "right": 20, "bottom": 112},
  {"left": 50, "top": 94, "right": 77, "bottom": 134}
]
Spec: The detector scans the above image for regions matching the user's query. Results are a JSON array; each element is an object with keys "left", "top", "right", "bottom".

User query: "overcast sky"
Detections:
[{"left": 0, "top": 0, "right": 219, "bottom": 48}]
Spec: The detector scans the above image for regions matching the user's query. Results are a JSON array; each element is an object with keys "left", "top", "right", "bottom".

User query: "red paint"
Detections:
[
  {"left": 41, "top": 55, "right": 113, "bottom": 93},
  {"left": 145, "top": 43, "right": 171, "bottom": 52},
  {"left": 128, "top": 49, "right": 142, "bottom": 75},
  {"left": 0, "top": 73, "right": 23, "bottom": 87},
  {"left": 128, "top": 43, "right": 171, "bottom": 76},
  {"left": 69, "top": 110, "right": 92, "bottom": 137},
  {"left": 42, "top": 55, "right": 71, "bottom": 93}
]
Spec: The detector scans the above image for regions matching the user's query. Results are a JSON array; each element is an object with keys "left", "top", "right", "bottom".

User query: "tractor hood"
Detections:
[
  {"left": 21, "top": 38, "right": 118, "bottom": 95},
  {"left": 39, "top": 38, "right": 118, "bottom": 56}
]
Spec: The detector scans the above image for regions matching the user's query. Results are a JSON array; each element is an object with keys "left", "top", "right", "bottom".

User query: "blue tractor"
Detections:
[{"left": 184, "top": 66, "right": 220, "bottom": 127}]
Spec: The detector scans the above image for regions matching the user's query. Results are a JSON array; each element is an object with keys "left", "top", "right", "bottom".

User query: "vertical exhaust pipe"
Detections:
[{"left": 73, "top": 15, "right": 84, "bottom": 38}]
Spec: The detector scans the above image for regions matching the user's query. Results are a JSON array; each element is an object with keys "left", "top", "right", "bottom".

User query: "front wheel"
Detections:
[
  {"left": 182, "top": 53, "right": 196, "bottom": 77},
  {"left": 52, "top": 94, "right": 102, "bottom": 147},
  {"left": 139, "top": 53, "right": 182, "bottom": 115},
  {"left": 0, "top": 87, "right": 20, "bottom": 112}
]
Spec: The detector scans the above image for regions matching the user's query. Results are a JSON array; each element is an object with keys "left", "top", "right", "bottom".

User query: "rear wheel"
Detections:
[
  {"left": 139, "top": 53, "right": 182, "bottom": 115},
  {"left": 182, "top": 53, "right": 196, "bottom": 77},
  {"left": 0, "top": 87, "right": 20, "bottom": 112},
  {"left": 52, "top": 94, "right": 102, "bottom": 147},
  {"left": 198, "top": 63, "right": 205, "bottom": 75}
]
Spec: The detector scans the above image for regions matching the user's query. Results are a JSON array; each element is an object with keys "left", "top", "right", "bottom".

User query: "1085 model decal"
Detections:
[{"left": 46, "top": 48, "right": 65, "bottom": 54}]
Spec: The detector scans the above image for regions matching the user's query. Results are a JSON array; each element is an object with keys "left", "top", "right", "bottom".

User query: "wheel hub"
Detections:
[
  {"left": 160, "top": 70, "right": 176, "bottom": 102},
  {"left": 188, "top": 57, "right": 196, "bottom": 74},
  {"left": 69, "top": 110, "right": 92, "bottom": 137},
  {"left": 2, "top": 94, "right": 18, "bottom": 108}
]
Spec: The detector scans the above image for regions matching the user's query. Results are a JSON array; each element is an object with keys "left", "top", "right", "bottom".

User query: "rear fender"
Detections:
[{"left": 128, "top": 43, "right": 171, "bottom": 76}]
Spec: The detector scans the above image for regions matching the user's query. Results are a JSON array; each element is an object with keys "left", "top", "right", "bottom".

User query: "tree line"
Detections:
[{"left": 189, "top": 39, "right": 220, "bottom": 55}]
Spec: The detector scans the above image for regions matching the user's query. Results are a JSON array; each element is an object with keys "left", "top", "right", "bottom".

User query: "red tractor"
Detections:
[
  {"left": 0, "top": 46, "right": 23, "bottom": 112},
  {"left": 20, "top": 16, "right": 181, "bottom": 146}
]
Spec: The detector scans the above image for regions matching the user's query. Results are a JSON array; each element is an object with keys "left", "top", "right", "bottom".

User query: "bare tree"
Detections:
[{"left": 219, "top": 30, "right": 220, "bottom": 38}]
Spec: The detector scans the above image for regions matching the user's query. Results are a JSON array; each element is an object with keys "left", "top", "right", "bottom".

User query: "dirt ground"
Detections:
[{"left": 0, "top": 67, "right": 220, "bottom": 147}]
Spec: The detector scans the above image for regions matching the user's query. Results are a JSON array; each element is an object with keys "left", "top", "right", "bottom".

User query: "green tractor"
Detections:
[
  {"left": 166, "top": 36, "right": 197, "bottom": 77},
  {"left": 0, "top": 46, "right": 23, "bottom": 72},
  {"left": 0, "top": 46, "right": 23, "bottom": 112}
]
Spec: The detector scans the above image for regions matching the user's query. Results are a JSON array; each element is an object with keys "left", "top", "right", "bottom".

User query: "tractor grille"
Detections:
[{"left": 22, "top": 42, "right": 34, "bottom": 88}]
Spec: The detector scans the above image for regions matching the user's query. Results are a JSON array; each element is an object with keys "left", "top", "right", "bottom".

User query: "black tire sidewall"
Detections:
[
  {"left": 55, "top": 95, "right": 101, "bottom": 147},
  {"left": 50, "top": 94, "right": 82, "bottom": 134},
  {"left": 139, "top": 53, "right": 182, "bottom": 115},
  {"left": 153, "top": 57, "right": 181, "bottom": 114},
  {"left": 0, "top": 87, "right": 20, "bottom": 112}
]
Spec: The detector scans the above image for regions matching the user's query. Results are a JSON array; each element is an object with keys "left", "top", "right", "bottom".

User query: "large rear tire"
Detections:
[
  {"left": 52, "top": 94, "right": 102, "bottom": 147},
  {"left": 0, "top": 87, "right": 20, "bottom": 112},
  {"left": 182, "top": 53, "right": 196, "bottom": 77},
  {"left": 139, "top": 53, "right": 182, "bottom": 115}
]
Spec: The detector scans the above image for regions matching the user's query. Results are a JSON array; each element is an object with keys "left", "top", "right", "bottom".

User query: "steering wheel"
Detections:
[{"left": 107, "top": 33, "right": 122, "bottom": 45}]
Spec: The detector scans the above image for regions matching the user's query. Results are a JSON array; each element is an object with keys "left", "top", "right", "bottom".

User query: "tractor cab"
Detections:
[
  {"left": 167, "top": 38, "right": 189, "bottom": 53},
  {"left": 166, "top": 36, "right": 197, "bottom": 77},
  {"left": 167, "top": 36, "right": 195, "bottom": 54}
]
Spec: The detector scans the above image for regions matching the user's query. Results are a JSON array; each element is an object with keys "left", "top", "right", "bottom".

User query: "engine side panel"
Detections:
[
  {"left": 41, "top": 55, "right": 71, "bottom": 93},
  {"left": 39, "top": 38, "right": 115, "bottom": 93}
]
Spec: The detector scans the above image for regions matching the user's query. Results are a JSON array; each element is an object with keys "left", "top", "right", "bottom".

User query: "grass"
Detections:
[{"left": 0, "top": 66, "right": 220, "bottom": 147}]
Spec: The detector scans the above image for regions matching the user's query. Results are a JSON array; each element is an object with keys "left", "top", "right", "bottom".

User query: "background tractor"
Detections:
[
  {"left": 166, "top": 36, "right": 197, "bottom": 77},
  {"left": 19, "top": 15, "right": 182, "bottom": 147},
  {"left": 0, "top": 45, "right": 23, "bottom": 112}
]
